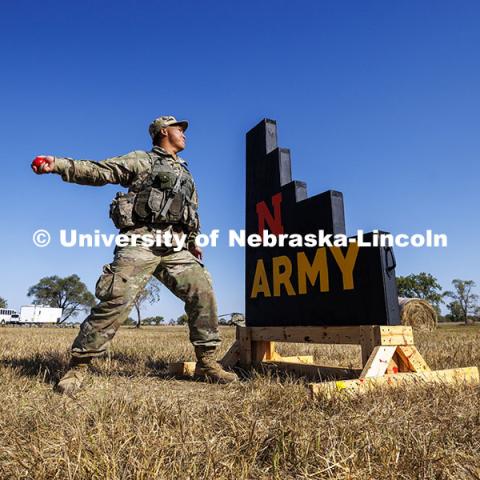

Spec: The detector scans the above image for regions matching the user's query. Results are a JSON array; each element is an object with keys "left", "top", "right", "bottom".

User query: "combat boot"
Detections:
[
  {"left": 194, "top": 346, "right": 239, "bottom": 384},
  {"left": 53, "top": 357, "right": 91, "bottom": 395}
]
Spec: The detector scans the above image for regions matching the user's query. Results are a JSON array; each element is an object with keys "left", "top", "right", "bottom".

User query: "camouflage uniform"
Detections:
[{"left": 52, "top": 119, "right": 221, "bottom": 360}]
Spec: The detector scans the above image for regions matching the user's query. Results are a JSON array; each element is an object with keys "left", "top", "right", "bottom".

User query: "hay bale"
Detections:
[{"left": 398, "top": 297, "right": 437, "bottom": 331}]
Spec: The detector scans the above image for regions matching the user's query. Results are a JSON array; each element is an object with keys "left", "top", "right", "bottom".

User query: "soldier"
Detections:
[{"left": 31, "top": 115, "right": 238, "bottom": 394}]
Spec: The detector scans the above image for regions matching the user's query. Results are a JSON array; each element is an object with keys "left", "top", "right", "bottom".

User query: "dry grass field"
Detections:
[{"left": 0, "top": 324, "right": 479, "bottom": 479}]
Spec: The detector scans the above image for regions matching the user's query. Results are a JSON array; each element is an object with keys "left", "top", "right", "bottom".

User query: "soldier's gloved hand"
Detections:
[
  {"left": 189, "top": 243, "right": 203, "bottom": 260},
  {"left": 31, "top": 155, "right": 55, "bottom": 174}
]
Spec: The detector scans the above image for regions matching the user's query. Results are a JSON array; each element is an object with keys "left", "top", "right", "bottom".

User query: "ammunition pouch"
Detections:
[
  {"left": 183, "top": 201, "right": 200, "bottom": 232},
  {"left": 133, "top": 187, "right": 185, "bottom": 224},
  {"left": 109, "top": 192, "right": 136, "bottom": 229}
]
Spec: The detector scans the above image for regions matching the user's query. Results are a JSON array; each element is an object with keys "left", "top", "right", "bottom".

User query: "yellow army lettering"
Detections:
[{"left": 250, "top": 244, "right": 359, "bottom": 298}]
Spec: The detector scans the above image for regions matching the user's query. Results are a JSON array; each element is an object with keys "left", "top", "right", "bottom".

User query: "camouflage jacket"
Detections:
[{"left": 52, "top": 146, "right": 200, "bottom": 244}]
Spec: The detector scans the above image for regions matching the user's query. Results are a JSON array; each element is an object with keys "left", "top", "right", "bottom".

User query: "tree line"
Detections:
[
  {"left": 397, "top": 273, "right": 479, "bottom": 324},
  {"left": 0, "top": 274, "right": 162, "bottom": 327},
  {"left": 1, "top": 272, "right": 478, "bottom": 326}
]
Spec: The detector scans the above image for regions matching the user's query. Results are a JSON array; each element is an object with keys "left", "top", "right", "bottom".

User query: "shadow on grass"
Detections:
[
  {"left": 0, "top": 352, "right": 175, "bottom": 383},
  {"left": 88, "top": 352, "right": 178, "bottom": 380},
  {"left": 0, "top": 352, "right": 66, "bottom": 383},
  {"left": 1, "top": 351, "right": 257, "bottom": 384}
]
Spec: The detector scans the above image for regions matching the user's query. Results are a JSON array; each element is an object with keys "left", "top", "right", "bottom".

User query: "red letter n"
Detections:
[{"left": 256, "top": 192, "right": 284, "bottom": 235}]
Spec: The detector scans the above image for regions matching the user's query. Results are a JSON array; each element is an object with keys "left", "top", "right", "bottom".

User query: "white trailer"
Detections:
[{"left": 16, "top": 305, "right": 63, "bottom": 324}]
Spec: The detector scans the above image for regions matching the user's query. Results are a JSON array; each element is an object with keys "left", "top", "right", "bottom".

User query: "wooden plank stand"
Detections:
[{"left": 169, "top": 325, "right": 479, "bottom": 397}]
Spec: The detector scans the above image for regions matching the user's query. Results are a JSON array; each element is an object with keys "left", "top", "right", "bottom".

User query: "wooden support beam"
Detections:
[
  {"left": 396, "top": 346, "right": 430, "bottom": 373},
  {"left": 386, "top": 353, "right": 400, "bottom": 374},
  {"left": 262, "top": 360, "right": 362, "bottom": 381},
  {"left": 360, "top": 346, "right": 397, "bottom": 378},
  {"left": 374, "top": 326, "right": 414, "bottom": 346},
  {"left": 360, "top": 326, "right": 376, "bottom": 366},
  {"left": 168, "top": 361, "right": 196, "bottom": 377},
  {"left": 309, "top": 367, "right": 480, "bottom": 398},
  {"left": 248, "top": 325, "right": 413, "bottom": 345},
  {"left": 220, "top": 340, "right": 240, "bottom": 368},
  {"left": 252, "top": 340, "right": 275, "bottom": 363},
  {"left": 272, "top": 355, "right": 315, "bottom": 364},
  {"left": 238, "top": 327, "right": 252, "bottom": 367}
]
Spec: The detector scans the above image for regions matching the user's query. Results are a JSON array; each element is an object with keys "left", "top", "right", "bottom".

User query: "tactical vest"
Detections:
[{"left": 109, "top": 151, "right": 199, "bottom": 232}]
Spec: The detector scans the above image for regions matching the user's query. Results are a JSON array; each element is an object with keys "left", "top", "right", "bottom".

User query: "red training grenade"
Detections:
[{"left": 33, "top": 156, "right": 46, "bottom": 167}]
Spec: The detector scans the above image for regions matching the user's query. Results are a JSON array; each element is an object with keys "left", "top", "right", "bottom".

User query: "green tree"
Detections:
[
  {"left": 445, "top": 300, "right": 463, "bottom": 323},
  {"left": 132, "top": 279, "right": 161, "bottom": 328},
  {"left": 27, "top": 274, "right": 95, "bottom": 323},
  {"left": 444, "top": 279, "right": 479, "bottom": 325},
  {"left": 396, "top": 272, "right": 444, "bottom": 312},
  {"left": 0, "top": 297, "right": 7, "bottom": 309},
  {"left": 142, "top": 315, "right": 165, "bottom": 325},
  {"left": 176, "top": 314, "right": 188, "bottom": 325}
]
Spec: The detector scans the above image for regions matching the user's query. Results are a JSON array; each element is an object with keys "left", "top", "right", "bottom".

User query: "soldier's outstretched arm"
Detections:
[{"left": 31, "top": 151, "right": 150, "bottom": 187}]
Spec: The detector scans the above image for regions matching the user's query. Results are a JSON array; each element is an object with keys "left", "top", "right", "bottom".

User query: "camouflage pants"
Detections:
[{"left": 71, "top": 244, "right": 220, "bottom": 359}]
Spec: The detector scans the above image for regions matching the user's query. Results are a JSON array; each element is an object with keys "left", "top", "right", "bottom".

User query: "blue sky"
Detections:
[{"left": 1, "top": 0, "right": 478, "bottom": 321}]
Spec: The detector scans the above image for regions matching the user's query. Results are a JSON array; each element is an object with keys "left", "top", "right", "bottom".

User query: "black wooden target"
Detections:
[{"left": 245, "top": 119, "right": 400, "bottom": 327}]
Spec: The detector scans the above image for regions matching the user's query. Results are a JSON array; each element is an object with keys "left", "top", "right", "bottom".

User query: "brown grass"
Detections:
[{"left": 0, "top": 324, "right": 479, "bottom": 479}]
